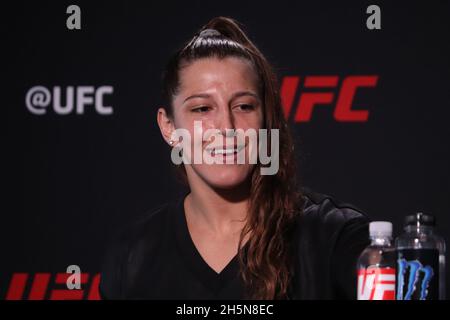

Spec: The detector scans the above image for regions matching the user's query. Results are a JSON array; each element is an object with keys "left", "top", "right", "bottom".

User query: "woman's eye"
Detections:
[
  {"left": 235, "top": 104, "right": 255, "bottom": 111},
  {"left": 192, "top": 106, "right": 211, "bottom": 113}
]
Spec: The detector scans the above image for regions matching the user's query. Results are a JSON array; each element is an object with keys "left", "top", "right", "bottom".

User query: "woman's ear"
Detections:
[{"left": 157, "top": 107, "right": 175, "bottom": 146}]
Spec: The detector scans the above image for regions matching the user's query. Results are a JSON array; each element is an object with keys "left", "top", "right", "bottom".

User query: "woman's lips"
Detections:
[{"left": 206, "top": 144, "right": 245, "bottom": 157}]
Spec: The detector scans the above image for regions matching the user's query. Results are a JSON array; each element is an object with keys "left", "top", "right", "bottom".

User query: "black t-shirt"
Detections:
[{"left": 99, "top": 188, "right": 370, "bottom": 300}]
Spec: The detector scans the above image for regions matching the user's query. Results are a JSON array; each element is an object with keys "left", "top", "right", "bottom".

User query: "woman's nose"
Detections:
[{"left": 216, "top": 107, "right": 235, "bottom": 136}]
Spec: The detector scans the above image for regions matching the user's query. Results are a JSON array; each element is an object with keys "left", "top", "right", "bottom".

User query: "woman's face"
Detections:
[{"left": 170, "top": 56, "right": 264, "bottom": 190}]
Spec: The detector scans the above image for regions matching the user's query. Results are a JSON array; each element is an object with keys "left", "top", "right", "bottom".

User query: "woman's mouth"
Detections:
[{"left": 206, "top": 144, "right": 245, "bottom": 157}]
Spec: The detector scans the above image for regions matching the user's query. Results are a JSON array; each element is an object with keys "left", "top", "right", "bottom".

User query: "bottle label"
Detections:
[
  {"left": 357, "top": 267, "right": 396, "bottom": 300},
  {"left": 396, "top": 249, "right": 439, "bottom": 300}
]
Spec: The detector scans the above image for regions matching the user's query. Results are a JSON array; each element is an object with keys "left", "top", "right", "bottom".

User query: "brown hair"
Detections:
[{"left": 161, "top": 17, "right": 303, "bottom": 299}]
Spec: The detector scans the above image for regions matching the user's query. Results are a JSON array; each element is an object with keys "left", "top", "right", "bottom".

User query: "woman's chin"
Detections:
[{"left": 202, "top": 166, "right": 251, "bottom": 190}]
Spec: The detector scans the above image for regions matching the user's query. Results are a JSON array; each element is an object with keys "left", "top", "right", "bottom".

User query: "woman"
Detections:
[{"left": 99, "top": 17, "right": 370, "bottom": 300}]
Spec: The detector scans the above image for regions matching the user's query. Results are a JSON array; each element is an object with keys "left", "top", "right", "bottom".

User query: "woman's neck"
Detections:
[{"left": 184, "top": 173, "right": 250, "bottom": 236}]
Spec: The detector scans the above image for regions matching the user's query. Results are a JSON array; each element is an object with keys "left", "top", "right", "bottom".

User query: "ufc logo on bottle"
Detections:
[
  {"left": 280, "top": 75, "right": 378, "bottom": 122},
  {"left": 357, "top": 267, "right": 396, "bottom": 300},
  {"left": 25, "top": 86, "right": 114, "bottom": 115}
]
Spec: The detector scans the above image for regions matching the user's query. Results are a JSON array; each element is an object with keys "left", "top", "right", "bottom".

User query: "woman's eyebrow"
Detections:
[
  {"left": 230, "top": 91, "right": 260, "bottom": 102},
  {"left": 183, "top": 93, "right": 211, "bottom": 103},
  {"left": 183, "top": 91, "right": 259, "bottom": 104}
]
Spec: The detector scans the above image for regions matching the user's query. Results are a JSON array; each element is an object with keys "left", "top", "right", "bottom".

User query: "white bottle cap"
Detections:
[{"left": 369, "top": 221, "right": 393, "bottom": 238}]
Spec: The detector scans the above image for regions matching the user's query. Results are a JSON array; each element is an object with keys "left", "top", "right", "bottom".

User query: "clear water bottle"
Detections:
[
  {"left": 395, "top": 212, "right": 446, "bottom": 300},
  {"left": 357, "top": 221, "right": 396, "bottom": 300}
]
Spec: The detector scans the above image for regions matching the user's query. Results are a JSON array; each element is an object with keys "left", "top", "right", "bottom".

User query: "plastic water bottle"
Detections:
[
  {"left": 395, "top": 212, "right": 446, "bottom": 300},
  {"left": 357, "top": 221, "right": 396, "bottom": 300}
]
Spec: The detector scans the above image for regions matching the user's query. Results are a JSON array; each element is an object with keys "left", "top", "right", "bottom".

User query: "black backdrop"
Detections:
[{"left": 5, "top": 0, "right": 450, "bottom": 299}]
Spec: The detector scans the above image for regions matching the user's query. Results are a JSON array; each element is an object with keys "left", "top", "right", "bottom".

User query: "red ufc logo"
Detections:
[
  {"left": 280, "top": 75, "right": 379, "bottom": 122},
  {"left": 357, "top": 267, "right": 396, "bottom": 300},
  {"left": 5, "top": 273, "right": 101, "bottom": 300}
]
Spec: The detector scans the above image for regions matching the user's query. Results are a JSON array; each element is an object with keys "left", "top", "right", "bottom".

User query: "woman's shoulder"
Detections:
[
  {"left": 106, "top": 202, "right": 171, "bottom": 250},
  {"left": 292, "top": 187, "right": 371, "bottom": 299},
  {"left": 300, "top": 187, "right": 370, "bottom": 227},
  {"left": 295, "top": 187, "right": 371, "bottom": 247},
  {"left": 122, "top": 202, "right": 172, "bottom": 239},
  {"left": 99, "top": 201, "right": 173, "bottom": 299}
]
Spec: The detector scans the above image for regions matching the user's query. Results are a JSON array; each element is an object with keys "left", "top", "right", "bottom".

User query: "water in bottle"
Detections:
[{"left": 357, "top": 221, "right": 396, "bottom": 300}]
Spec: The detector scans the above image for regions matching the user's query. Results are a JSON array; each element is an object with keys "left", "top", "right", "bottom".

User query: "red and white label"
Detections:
[{"left": 357, "top": 267, "right": 396, "bottom": 300}]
